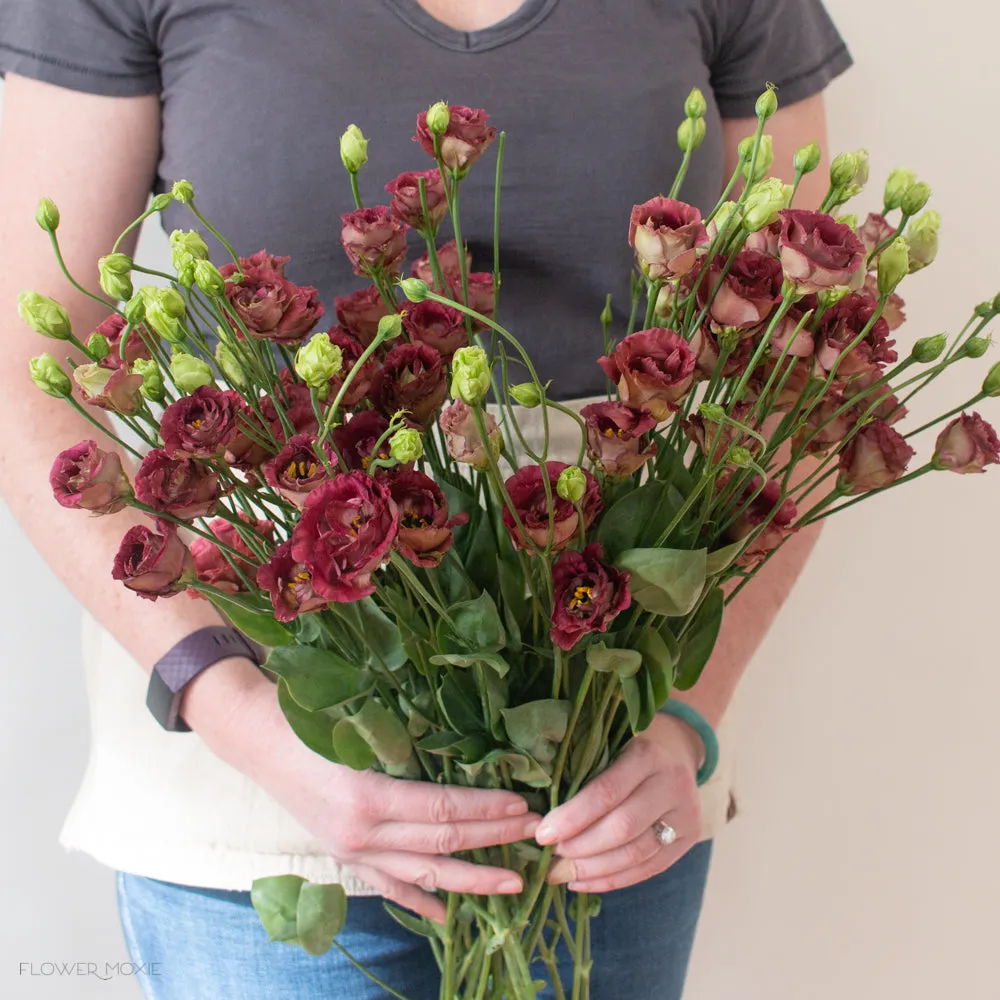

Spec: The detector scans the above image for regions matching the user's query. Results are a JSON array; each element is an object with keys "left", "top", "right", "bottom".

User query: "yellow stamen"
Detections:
[
  {"left": 567, "top": 585, "right": 594, "bottom": 611},
  {"left": 191, "top": 418, "right": 203, "bottom": 429}
]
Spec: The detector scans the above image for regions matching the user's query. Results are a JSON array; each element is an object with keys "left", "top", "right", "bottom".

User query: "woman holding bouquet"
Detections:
[{"left": 0, "top": 0, "right": 850, "bottom": 996}]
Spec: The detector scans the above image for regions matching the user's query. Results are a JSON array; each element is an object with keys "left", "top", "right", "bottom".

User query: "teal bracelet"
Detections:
[{"left": 658, "top": 701, "right": 719, "bottom": 787}]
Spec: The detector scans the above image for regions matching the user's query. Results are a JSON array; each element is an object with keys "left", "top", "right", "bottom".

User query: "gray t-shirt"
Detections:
[{"left": 0, "top": 0, "right": 850, "bottom": 398}]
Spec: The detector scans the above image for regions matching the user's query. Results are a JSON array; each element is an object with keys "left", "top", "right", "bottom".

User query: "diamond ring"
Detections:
[{"left": 652, "top": 819, "right": 677, "bottom": 846}]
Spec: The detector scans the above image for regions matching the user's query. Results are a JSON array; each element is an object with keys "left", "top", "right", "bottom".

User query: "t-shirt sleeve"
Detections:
[
  {"left": 0, "top": 0, "right": 160, "bottom": 97},
  {"left": 706, "top": 0, "right": 851, "bottom": 119}
]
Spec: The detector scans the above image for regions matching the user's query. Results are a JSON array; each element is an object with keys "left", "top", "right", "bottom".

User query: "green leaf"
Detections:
[
  {"left": 616, "top": 548, "right": 707, "bottom": 617},
  {"left": 266, "top": 646, "right": 371, "bottom": 712},
  {"left": 276, "top": 679, "right": 339, "bottom": 764},
  {"left": 438, "top": 671, "right": 485, "bottom": 734},
  {"left": 621, "top": 675, "right": 641, "bottom": 731},
  {"left": 597, "top": 482, "right": 668, "bottom": 560},
  {"left": 384, "top": 902, "right": 440, "bottom": 941},
  {"left": 355, "top": 598, "right": 407, "bottom": 671},
  {"left": 705, "top": 540, "right": 746, "bottom": 576},
  {"left": 205, "top": 591, "right": 294, "bottom": 647},
  {"left": 351, "top": 701, "right": 413, "bottom": 767},
  {"left": 251, "top": 874, "right": 305, "bottom": 945},
  {"left": 293, "top": 613, "right": 324, "bottom": 645},
  {"left": 430, "top": 651, "right": 510, "bottom": 677},
  {"left": 457, "top": 748, "right": 552, "bottom": 788},
  {"left": 586, "top": 642, "right": 642, "bottom": 678},
  {"left": 479, "top": 664, "right": 509, "bottom": 739},
  {"left": 675, "top": 587, "right": 725, "bottom": 690},
  {"left": 443, "top": 592, "right": 506, "bottom": 653},
  {"left": 636, "top": 664, "right": 658, "bottom": 732},
  {"left": 637, "top": 629, "right": 675, "bottom": 710},
  {"left": 416, "top": 730, "right": 464, "bottom": 754},
  {"left": 332, "top": 717, "right": 376, "bottom": 770},
  {"left": 296, "top": 882, "right": 347, "bottom": 956},
  {"left": 497, "top": 555, "right": 528, "bottom": 650},
  {"left": 501, "top": 699, "right": 570, "bottom": 765}
]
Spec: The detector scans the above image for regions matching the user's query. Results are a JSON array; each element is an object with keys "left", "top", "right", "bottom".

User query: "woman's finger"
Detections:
[
  {"left": 547, "top": 827, "right": 662, "bottom": 885},
  {"left": 365, "top": 851, "right": 525, "bottom": 897},
  {"left": 567, "top": 840, "right": 693, "bottom": 895},
  {"left": 535, "top": 742, "right": 653, "bottom": 846},
  {"left": 374, "top": 777, "right": 529, "bottom": 825},
  {"left": 370, "top": 813, "right": 541, "bottom": 855},
  {"left": 347, "top": 862, "right": 447, "bottom": 924}
]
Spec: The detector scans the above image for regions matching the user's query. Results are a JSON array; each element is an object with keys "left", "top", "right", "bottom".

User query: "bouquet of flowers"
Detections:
[{"left": 23, "top": 87, "right": 1000, "bottom": 1000}]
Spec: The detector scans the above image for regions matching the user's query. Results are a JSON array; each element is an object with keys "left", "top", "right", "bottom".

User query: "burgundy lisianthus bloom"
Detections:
[
  {"left": 814, "top": 292, "right": 896, "bottom": 377},
  {"left": 743, "top": 220, "right": 782, "bottom": 257},
  {"left": 335, "top": 286, "right": 393, "bottom": 348},
  {"left": 792, "top": 393, "right": 857, "bottom": 456},
  {"left": 403, "top": 300, "right": 468, "bottom": 360},
  {"left": 689, "top": 325, "right": 756, "bottom": 381},
  {"left": 224, "top": 402, "right": 277, "bottom": 471},
  {"left": 387, "top": 469, "right": 468, "bottom": 568},
  {"left": 134, "top": 449, "right": 219, "bottom": 519},
  {"left": 262, "top": 378, "right": 321, "bottom": 443},
  {"left": 549, "top": 543, "right": 630, "bottom": 651},
  {"left": 723, "top": 476, "right": 798, "bottom": 570},
  {"left": 112, "top": 521, "right": 195, "bottom": 600},
  {"left": 385, "top": 169, "right": 448, "bottom": 231},
  {"left": 864, "top": 274, "right": 906, "bottom": 330},
  {"left": 502, "top": 461, "right": 602, "bottom": 554},
  {"left": 324, "top": 327, "right": 379, "bottom": 407},
  {"left": 413, "top": 240, "right": 471, "bottom": 289},
  {"left": 415, "top": 104, "right": 497, "bottom": 172},
  {"left": 94, "top": 314, "right": 152, "bottom": 371},
  {"left": 857, "top": 212, "right": 897, "bottom": 259},
  {"left": 257, "top": 541, "right": 330, "bottom": 622},
  {"left": 160, "top": 385, "right": 242, "bottom": 459},
  {"left": 599, "top": 328, "right": 696, "bottom": 419},
  {"left": 838, "top": 420, "right": 915, "bottom": 493},
  {"left": 581, "top": 401, "right": 658, "bottom": 478},
  {"left": 628, "top": 197, "right": 709, "bottom": 279},
  {"left": 777, "top": 209, "right": 866, "bottom": 294},
  {"left": 263, "top": 434, "right": 337, "bottom": 508},
  {"left": 341, "top": 206, "right": 408, "bottom": 279},
  {"left": 376, "top": 343, "right": 448, "bottom": 429},
  {"left": 50, "top": 440, "right": 132, "bottom": 514},
  {"left": 332, "top": 410, "right": 392, "bottom": 473},
  {"left": 842, "top": 369, "right": 907, "bottom": 425},
  {"left": 461, "top": 271, "right": 496, "bottom": 327},
  {"left": 290, "top": 472, "right": 399, "bottom": 602},
  {"left": 698, "top": 249, "right": 784, "bottom": 330},
  {"left": 78, "top": 365, "right": 145, "bottom": 414},
  {"left": 933, "top": 412, "right": 1000, "bottom": 474},
  {"left": 439, "top": 400, "right": 502, "bottom": 471},
  {"left": 190, "top": 514, "right": 274, "bottom": 595},
  {"left": 768, "top": 307, "right": 816, "bottom": 359},
  {"left": 220, "top": 252, "right": 324, "bottom": 345},
  {"left": 684, "top": 402, "right": 757, "bottom": 465}
]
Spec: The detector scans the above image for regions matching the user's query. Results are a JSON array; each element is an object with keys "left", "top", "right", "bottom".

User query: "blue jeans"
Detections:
[{"left": 116, "top": 841, "right": 711, "bottom": 999}]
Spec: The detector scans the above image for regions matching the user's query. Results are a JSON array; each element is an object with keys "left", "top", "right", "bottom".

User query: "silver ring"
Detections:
[{"left": 652, "top": 819, "right": 677, "bottom": 846}]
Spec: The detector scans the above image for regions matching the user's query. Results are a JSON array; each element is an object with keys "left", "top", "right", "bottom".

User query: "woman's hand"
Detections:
[
  {"left": 535, "top": 713, "right": 703, "bottom": 893},
  {"left": 223, "top": 676, "right": 541, "bottom": 923}
]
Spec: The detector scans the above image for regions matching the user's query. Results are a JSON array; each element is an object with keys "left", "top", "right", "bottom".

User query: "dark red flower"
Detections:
[
  {"left": 262, "top": 378, "right": 322, "bottom": 443},
  {"left": 723, "top": 476, "right": 798, "bottom": 570},
  {"left": 933, "top": 412, "right": 1000, "bottom": 474},
  {"left": 257, "top": 541, "right": 331, "bottom": 622},
  {"left": 94, "top": 314, "right": 152, "bottom": 371},
  {"left": 332, "top": 410, "right": 392, "bottom": 473},
  {"left": 549, "top": 543, "right": 631, "bottom": 651},
  {"left": 78, "top": 364, "right": 144, "bottom": 414},
  {"left": 335, "top": 286, "right": 393, "bottom": 348},
  {"left": 112, "top": 522, "right": 195, "bottom": 600},
  {"left": 689, "top": 325, "right": 756, "bottom": 381},
  {"left": 323, "top": 327, "right": 379, "bottom": 407},
  {"left": 387, "top": 469, "right": 468, "bottom": 568},
  {"left": 598, "top": 328, "right": 696, "bottom": 419},
  {"left": 439, "top": 400, "right": 502, "bottom": 470},
  {"left": 628, "top": 197, "right": 708, "bottom": 279},
  {"left": 385, "top": 169, "right": 448, "bottom": 231},
  {"left": 50, "top": 440, "right": 132, "bottom": 514},
  {"left": 814, "top": 292, "right": 896, "bottom": 377},
  {"left": 340, "top": 206, "right": 408, "bottom": 279},
  {"left": 581, "top": 401, "right": 658, "bottom": 478},
  {"left": 375, "top": 342, "right": 448, "bottom": 429},
  {"left": 684, "top": 402, "right": 757, "bottom": 464},
  {"left": 697, "top": 249, "right": 783, "bottom": 329},
  {"left": 134, "top": 449, "right": 219, "bottom": 519},
  {"left": 190, "top": 515, "right": 274, "bottom": 595},
  {"left": 402, "top": 300, "right": 468, "bottom": 360},
  {"left": 837, "top": 420, "right": 915, "bottom": 493},
  {"left": 160, "top": 385, "right": 242, "bottom": 459},
  {"left": 412, "top": 239, "right": 470, "bottom": 290},
  {"left": 263, "top": 434, "right": 337, "bottom": 508},
  {"left": 777, "top": 209, "right": 866, "bottom": 293},
  {"left": 414, "top": 104, "right": 497, "bottom": 172}
]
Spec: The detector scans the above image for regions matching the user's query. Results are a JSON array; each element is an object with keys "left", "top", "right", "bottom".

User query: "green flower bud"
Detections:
[
  {"left": 993, "top": 292, "right": 1000, "bottom": 314},
  {"left": 72, "top": 362, "right": 112, "bottom": 399},
  {"left": 98, "top": 253, "right": 134, "bottom": 301},
  {"left": 711, "top": 200, "right": 743, "bottom": 234},
  {"left": 684, "top": 87, "right": 707, "bottom": 119},
  {"left": 676, "top": 116, "right": 706, "bottom": 153},
  {"left": 125, "top": 293, "right": 146, "bottom": 326},
  {"left": 755, "top": 87, "right": 778, "bottom": 121},
  {"left": 509, "top": 382, "right": 543, "bottom": 408},
  {"left": 377, "top": 312, "right": 404, "bottom": 342},
  {"left": 983, "top": 361, "right": 1000, "bottom": 397},
  {"left": 974, "top": 300, "right": 994, "bottom": 319},
  {"left": 295, "top": 332, "right": 344, "bottom": 389},
  {"left": 170, "top": 352, "right": 214, "bottom": 393},
  {"left": 215, "top": 341, "right": 247, "bottom": 389},
  {"left": 727, "top": 445, "right": 753, "bottom": 468},
  {"left": 389, "top": 428, "right": 423, "bottom": 464},
  {"left": 169, "top": 229, "right": 210, "bottom": 260},
  {"left": 142, "top": 286, "right": 187, "bottom": 343},
  {"left": 194, "top": 259, "right": 226, "bottom": 297},
  {"left": 556, "top": 465, "right": 587, "bottom": 503},
  {"left": 793, "top": 141, "right": 822, "bottom": 175},
  {"left": 171, "top": 179, "right": 195, "bottom": 204},
  {"left": 743, "top": 177, "right": 793, "bottom": 232},
  {"left": 29, "top": 353, "right": 72, "bottom": 398},
  {"left": 846, "top": 148, "right": 870, "bottom": 191},
  {"left": 877, "top": 237, "right": 909, "bottom": 296},
  {"left": 18, "top": 291, "right": 72, "bottom": 340},
  {"left": 86, "top": 332, "right": 111, "bottom": 362},
  {"left": 836, "top": 213, "right": 858, "bottom": 230},
  {"left": 35, "top": 197, "right": 60, "bottom": 233},
  {"left": 340, "top": 124, "right": 369, "bottom": 173},
  {"left": 818, "top": 285, "right": 852, "bottom": 308},
  {"left": 883, "top": 168, "right": 917, "bottom": 211},
  {"left": 698, "top": 402, "right": 726, "bottom": 422},
  {"left": 901, "top": 181, "right": 931, "bottom": 216},
  {"left": 740, "top": 134, "right": 773, "bottom": 183},
  {"left": 426, "top": 101, "right": 451, "bottom": 136},
  {"left": 450, "top": 345, "right": 491, "bottom": 406},
  {"left": 911, "top": 334, "right": 946, "bottom": 363},
  {"left": 150, "top": 193, "right": 174, "bottom": 212},
  {"left": 963, "top": 335, "right": 990, "bottom": 359},
  {"left": 600, "top": 295, "right": 613, "bottom": 329},
  {"left": 829, "top": 150, "right": 859, "bottom": 188},
  {"left": 399, "top": 278, "right": 429, "bottom": 303},
  {"left": 133, "top": 357, "right": 166, "bottom": 403},
  {"left": 905, "top": 209, "right": 940, "bottom": 272}
]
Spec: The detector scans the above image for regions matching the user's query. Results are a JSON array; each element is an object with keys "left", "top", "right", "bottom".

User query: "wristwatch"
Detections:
[{"left": 146, "top": 626, "right": 265, "bottom": 732}]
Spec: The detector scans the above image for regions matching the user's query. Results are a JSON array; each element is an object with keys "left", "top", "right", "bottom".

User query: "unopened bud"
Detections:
[
  {"left": 677, "top": 116, "right": 706, "bottom": 153},
  {"left": 793, "top": 142, "right": 822, "bottom": 175},
  {"left": 18, "top": 291, "right": 72, "bottom": 340},
  {"left": 905, "top": 209, "right": 940, "bottom": 272},
  {"left": 755, "top": 87, "right": 778, "bottom": 121},
  {"left": 133, "top": 357, "right": 166, "bottom": 403},
  {"left": 883, "top": 168, "right": 917, "bottom": 211},
  {"left": 389, "top": 428, "right": 423, "bottom": 464},
  {"left": 215, "top": 342, "right": 246, "bottom": 389},
  {"left": 556, "top": 465, "right": 587, "bottom": 503},
  {"left": 698, "top": 403, "right": 726, "bottom": 422},
  {"left": 450, "top": 345, "right": 491, "bottom": 406},
  {"left": 684, "top": 87, "right": 707, "bottom": 119},
  {"left": 340, "top": 124, "right": 369, "bottom": 173},
  {"left": 711, "top": 201, "right": 743, "bottom": 236},
  {"left": 86, "top": 332, "right": 111, "bottom": 362},
  {"left": 740, "top": 135, "right": 773, "bottom": 183},
  {"left": 901, "top": 181, "right": 931, "bottom": 216},
  {"left": 35, "top": 198, "right": 60, "bottom": 233},
  {"left": 426, "top": 101, "right": 451, "bottom": 136},
  {"left": 72, "top": 363, "right": 112, "bottom": 400},
  {"left": 836, "top": 213, "right": 858, "bottom": 230},
  {"left": 377, "top": 312, "right": 404, "bottom": 342},
  {"left": 295, "top": 332, "right": 344, "bottom": 390},
  {"left": 29, "top": 354, "right": 72, "bottom": 398},
  {"left": 727, "top": 446, "right": 753, "bottom": 468},
  {"left": 170, "top": 352, "right": 214, "bottom": 393},
  {"left": 877, "top": 237, "right": 909, "bottom": 296},
  {"left": 194, "top": 259, "right": 226, "bottom": 297},
  {"left": 743, "top": 177, "right": 792, "bottom": 231},
  {"left": 125, "top": 293, "right": 146, "bottom": 327},
  {"left": 829, "top": 151, "right": 859, "bottom": 188},
  {"left": 983, "top": 361, "right": 1000, "bottom": 397},
  {"left": 98, "top": 254, "right": 134, "bottom": 301},
  {"left": 963, "top": 335, "right": 991, "bottom": 359},
  {"left": 171, "top": 179, "right": 195, "bottom": 204},
  {"left": 170, "top": 230, "right": 210, "bottom": 260},
  {"left": 911, "top": 334, "right": 946, "bottom": 363},
  {"left": 510, "top": 382, "right": 542, "bottom": 408},
  {"left": 974, "top": 300, "right": 994, "bottom": 319},
  {"left": 150, "top": 193, "right": 173, "bottom": 212},
  {"left": 600, "top": 295, "right": 613, "bottom": 328},
  {"left": 818, "top": 286, "right": 851, "bottom": 309},
  {"left": 399, "top": 278, "right": 429, "bottom": 303},
  {"left": 141, "top": 286, "right": 187, "bottom": 342}
]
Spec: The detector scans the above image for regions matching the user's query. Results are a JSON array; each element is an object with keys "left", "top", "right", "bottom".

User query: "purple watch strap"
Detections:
[{"left": 147, "top": 626, "right": 264, "bottom": 732}]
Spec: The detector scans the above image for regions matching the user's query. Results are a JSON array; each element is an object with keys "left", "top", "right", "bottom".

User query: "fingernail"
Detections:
[
  {"left": 506, "top": 801, "right": 528, "bottom": 817},
  {"left": 498, "top": 878, "right": 522, "bottom": 893},
  {"left": 523, "top": 819, "right": 540, "bottom": 837},
  {"left": 547, "top": 858, "right": 575, "bottom": 885},
  {"left": 535, "top": 822, "right": 556, "bottom": 844}
]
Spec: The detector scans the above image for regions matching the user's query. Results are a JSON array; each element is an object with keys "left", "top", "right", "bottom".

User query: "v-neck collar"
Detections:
[{"left": 382, "top": 0, "right": 559, "bottom": 53}]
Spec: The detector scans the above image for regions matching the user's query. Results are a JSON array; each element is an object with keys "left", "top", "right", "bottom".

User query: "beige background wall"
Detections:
[{"left": 2, "top": 1, "right": 999, "bottom": 997}]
